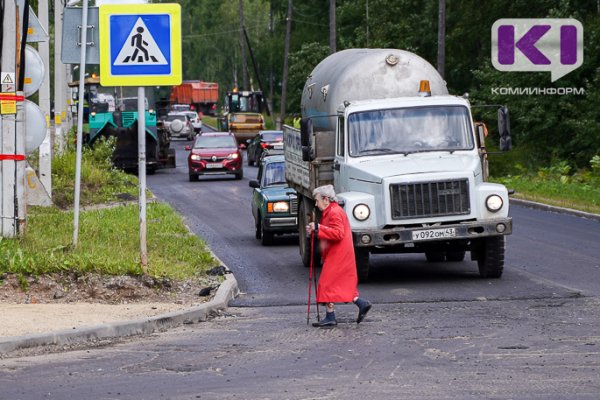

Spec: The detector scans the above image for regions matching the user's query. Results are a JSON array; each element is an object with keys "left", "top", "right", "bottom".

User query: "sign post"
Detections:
[{"left": 99, "top": 3, "right": 181, "bottom": 272}]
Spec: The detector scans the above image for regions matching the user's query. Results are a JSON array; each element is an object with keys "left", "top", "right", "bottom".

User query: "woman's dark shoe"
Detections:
[
  {"left": 354, "top": 298, "right": 372, "bottom": 324},
  {"left": 312, "top": 311, "right": 337, "bottom": 327}
]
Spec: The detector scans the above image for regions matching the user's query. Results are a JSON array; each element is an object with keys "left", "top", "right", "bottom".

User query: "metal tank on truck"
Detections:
[{"left": 284, "top": 48, "right": 513, "bottom": 281}]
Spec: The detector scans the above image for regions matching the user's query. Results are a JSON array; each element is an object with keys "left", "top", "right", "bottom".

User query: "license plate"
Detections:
[
  {"left": 206, "top": 162, "right": 222, "bottom": 169},
  {"left": 412, "top": 227, "right": 456, "bottom": 241}
]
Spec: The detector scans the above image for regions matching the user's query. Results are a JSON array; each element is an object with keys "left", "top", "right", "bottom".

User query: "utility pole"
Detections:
[
  {"left": 54, "top": 0, "right": 66, "bottom": 152},
  {"left": 437, "top": 0, "right": 446, "bottom": 78},
  {"left": 38, "top": 0, "right": 52, "bottom": 196},
  {"left": 1, "top": 0, "right": 25, "bottom": 237},
  {"left": 279, "top": 0, "right": 292, "bottom": 129},
  {"left": 239, "top": 0, "right": 248, "bottom": 91},
  {"left": 329, "top": 0, "right": 336, "bottom": 53}
]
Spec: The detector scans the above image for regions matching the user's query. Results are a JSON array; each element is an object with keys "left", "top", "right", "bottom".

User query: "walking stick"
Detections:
[
  {"left": 306, "top": 229, "right": 314, "bottom": 325},
  {"left": 312, "top": 227, "right": 320, "bottom": 321}
]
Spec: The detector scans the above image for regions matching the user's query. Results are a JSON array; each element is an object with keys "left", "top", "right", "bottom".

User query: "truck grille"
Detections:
[
  {"left": 290, "top": 197, "right": 298, "bottom": 214},
  {"left": 390, "top": 179, "right": 470, "bottom": 219}
]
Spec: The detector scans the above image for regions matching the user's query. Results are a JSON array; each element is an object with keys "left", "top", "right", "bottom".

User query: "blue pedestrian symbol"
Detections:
[{"left": 110, "top": 14, "right": 171, "bottom": 76}]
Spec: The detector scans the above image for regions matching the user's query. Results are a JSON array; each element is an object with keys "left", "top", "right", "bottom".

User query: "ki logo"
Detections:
[{"left": 491, "top": 19, "right": 583, "bottom": 82}]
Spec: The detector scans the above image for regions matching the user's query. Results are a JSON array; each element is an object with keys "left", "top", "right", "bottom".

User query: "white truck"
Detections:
[{"left": 284, "top": 48, "right": 512, "bottom": 281}]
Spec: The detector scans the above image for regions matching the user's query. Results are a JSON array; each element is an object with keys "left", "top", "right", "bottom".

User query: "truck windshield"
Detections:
[{"left": 348, "top": 106, "right": 474, "bottom": 157}]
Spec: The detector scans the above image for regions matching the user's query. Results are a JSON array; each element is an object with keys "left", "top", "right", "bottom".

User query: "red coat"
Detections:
[{"left": 316, "top": 202, "right": 359, "bottom": 303}]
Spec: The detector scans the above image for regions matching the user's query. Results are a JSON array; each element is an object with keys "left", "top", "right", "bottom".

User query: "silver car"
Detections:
[{"left": 163, "top": 112, "right": 194, "bottom": 140}]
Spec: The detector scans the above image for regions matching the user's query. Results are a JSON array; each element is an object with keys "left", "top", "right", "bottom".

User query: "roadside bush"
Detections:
[{"left": 52, "top": 134, "right": 138, "bottom": 209}]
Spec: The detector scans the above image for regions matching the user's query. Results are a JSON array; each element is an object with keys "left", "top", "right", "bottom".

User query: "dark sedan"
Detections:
[
  {"left": 249, "top": 155, "right": 298, "bottom": 245},
  {"left": 246, "top": 130, "right": 284, "bottom": 166}
]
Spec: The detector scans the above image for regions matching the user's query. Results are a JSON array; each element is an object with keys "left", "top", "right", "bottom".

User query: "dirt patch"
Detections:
[
  {"left": 0, "top": 272, "right": 226, "bottom": 339},
  {"left": 0, "top": 272, "right": 222, "bottom": 305}
]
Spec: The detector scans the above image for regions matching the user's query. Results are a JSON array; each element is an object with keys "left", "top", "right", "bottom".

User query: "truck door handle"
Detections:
[{"left": 333, "top": 162, "right": 340, "bottom": 171}]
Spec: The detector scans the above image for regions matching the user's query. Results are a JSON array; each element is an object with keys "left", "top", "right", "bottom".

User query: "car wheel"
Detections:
[
  {"left": 255, "top": 216, "right": 262, "bottom": 239},
  {"left": 247, "top": 150, "right": 254, "bottom": 166},
  {"left": 189, "top": 173, "right": 198, "bottom": 182},
  {"left": 235, "top": 169, "right": 244, "bottom": 180},
  {"left": 260, "top": 221, "right": 273, "bottom": 246}
]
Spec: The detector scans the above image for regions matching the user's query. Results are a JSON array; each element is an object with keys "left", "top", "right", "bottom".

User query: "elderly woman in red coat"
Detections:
[{"left": 306, "top": 185, "right": 372, "bottom": 327}]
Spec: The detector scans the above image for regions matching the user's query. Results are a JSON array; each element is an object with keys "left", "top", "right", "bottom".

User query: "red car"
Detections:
[{"left": 186, "top": 132, "right": 244, "bottom": 181}]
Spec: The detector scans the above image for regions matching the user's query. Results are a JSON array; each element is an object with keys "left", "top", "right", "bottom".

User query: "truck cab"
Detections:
[{"left": 284, "top": 48, "right": 512, "bottom": 282}]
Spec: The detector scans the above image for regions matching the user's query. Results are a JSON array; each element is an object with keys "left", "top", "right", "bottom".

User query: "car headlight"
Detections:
[
  {"left": 353, "top": 204, "right": 370, "bottom": 221},
  {"left": 269, "top": 201, "right": 289, "bottom": 213},
  {"left": 227, "top": 153, "right": 239, "bottom": 160},
  {"left": 190, "top": 154, "right": 201, "bottom": 161},
  {"left": 486, "top": 194, "right": 503, "bottom": 212}
]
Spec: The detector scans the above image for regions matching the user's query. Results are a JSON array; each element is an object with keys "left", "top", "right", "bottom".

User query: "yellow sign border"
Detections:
[{"left": 99, "top": 3, "right": 182, "bottom": 87}]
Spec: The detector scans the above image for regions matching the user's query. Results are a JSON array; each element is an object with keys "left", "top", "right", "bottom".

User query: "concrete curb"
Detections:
[
  {"left": 510, "top": 198, "right": 600, "bottom": 222},
  {"left": 0, "top": 271, "right": 239, "bottom": 356}
]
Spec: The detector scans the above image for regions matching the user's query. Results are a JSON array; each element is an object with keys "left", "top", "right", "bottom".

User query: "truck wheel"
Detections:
[
  {"left": 299, "top": 199, "right": 319, "bottom": 268},
  {"left": 446, "top": 250, "right": 466, "bottom": 262},
  {"left": 476, "top": 236, "right": 505, "bottom": 278},
  {"left": 425, "top": 251, "right": 445, "bottom": 262},
  {"left": 355, "top": 248, "right": 370, "bottom": 282},
  {"left": 260, "top": 221, "right": 274, "bottom": 246}
]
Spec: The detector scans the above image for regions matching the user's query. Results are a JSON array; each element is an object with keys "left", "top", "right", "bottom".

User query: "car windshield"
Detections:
[
  {"left": 261, "top": 131, "right": 283, "bottom": 142},
  {"left": 348, "top": 106, "right": 474, "bottom": 157},
  {"left": 262, "top": 162, "right": 286, "bottom": 186},
  {"left": 184, "top": 112, "right": 198, "bottom": 120},
  {"left": 166, "top": 114, "right": 186, "bottom": 122},
  {"left": 194, "top": 135, "right": 236, "bottom": 149}
]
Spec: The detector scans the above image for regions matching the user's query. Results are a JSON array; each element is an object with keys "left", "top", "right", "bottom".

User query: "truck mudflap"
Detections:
[{"left": 352, "top": 218, "right": 512, "bottom": 248}]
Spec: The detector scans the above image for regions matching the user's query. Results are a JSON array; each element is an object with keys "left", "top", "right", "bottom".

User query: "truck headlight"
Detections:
[
  {"left": 353, "top": 204, "right": 370, "bottom": 221},
  {"left": 486, "top": 195, "right": 503, "bottom": 212},
  {"left": 269, "top": 201, "right": 289, "bottom": 213}
]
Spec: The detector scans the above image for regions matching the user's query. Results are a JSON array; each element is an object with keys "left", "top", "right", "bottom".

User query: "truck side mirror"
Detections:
[
  {"left": 300, "top": 117, "right": 313, "bottom": 146},
  {"left": 300, "top": 117, "right": 315, "bottom": 161},
  {"left": 498, "top": 106, "right": 512, "bottom": 151},
  {"left": 302, "top": 146, "right": 315, "bottom": 162}
]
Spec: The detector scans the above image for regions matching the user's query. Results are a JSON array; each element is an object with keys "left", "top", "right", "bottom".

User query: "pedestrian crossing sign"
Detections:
[{"left": 99, "top": 3, "right": 182, "bottom": 86}]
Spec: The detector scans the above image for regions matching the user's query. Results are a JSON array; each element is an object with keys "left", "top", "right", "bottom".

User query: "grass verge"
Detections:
[
  {"left": 0, "top": 203, "right": 216, "bottom": 279},
  {"left": 1, "top": 133, "right": 216, "bottom": 281}
]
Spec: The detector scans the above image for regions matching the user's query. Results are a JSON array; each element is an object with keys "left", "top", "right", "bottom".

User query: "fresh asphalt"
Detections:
[{"left": 0, "top": 187, "right": 597, "bottom": 356}]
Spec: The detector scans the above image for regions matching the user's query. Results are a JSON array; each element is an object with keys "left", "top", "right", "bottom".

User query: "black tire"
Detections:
[
  {"left": 189, "top": 173, "right": 198, "bottom": 182},
  {"left": 425, "top": 251, "right": 445, "bottom": 262},
  {"left": 247, "top": 150, "right": 254, "bottom": 166},
  {"left": 477, "top": 236, "right": 505, "bottom": 278},
  {"left": 255, "top": 216, "right": 262, "bottom": 239},
  {"left": 355, "top": 248, "right": 370, "bottom": 282},
  {"left": 235, "top": 169, "right": 244, "bottom": 180},
  {"left": 446, "top": 250, "right": 466, "bottom": 262},
  {"left": 299, "top": 199, "right": 319, "bottom": 268},
  {"left": 260, "top": 221, "right": 274, "bottom": 246}
]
